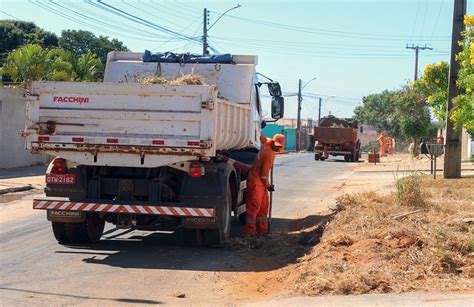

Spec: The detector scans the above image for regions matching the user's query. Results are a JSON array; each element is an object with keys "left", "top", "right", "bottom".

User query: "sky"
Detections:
[{"left": 1, "top": 0, "right": 473, "bottom": 120}]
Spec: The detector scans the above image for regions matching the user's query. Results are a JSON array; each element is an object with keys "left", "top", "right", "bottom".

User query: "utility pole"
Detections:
[
  {"left": 318, "top": 97, "right": 322, "bottom": 126},
  {"left": 202, "top": 8, "right": 209, "bottom": 56},
  {"left": 406, "top": 44, "right": 433, "bottom": 80},
  {"left": 444, "top": 0, "right": 466, "bottom": 179},
  {"left": 296, "top": 79, "right": 302, "bottom": 151}
]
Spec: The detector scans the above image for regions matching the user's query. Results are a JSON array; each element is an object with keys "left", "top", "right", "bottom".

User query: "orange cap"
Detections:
[{"left": 272, "top": 134, "right": 285, "bottom": 148}]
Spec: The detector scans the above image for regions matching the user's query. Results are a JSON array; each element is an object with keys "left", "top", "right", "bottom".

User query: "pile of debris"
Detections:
[
  {"left": 138, "top": 74, "right": 206, "bottom": 85},
  {"left": 293, "top": 176, "right": 474, "bottom": 295}
]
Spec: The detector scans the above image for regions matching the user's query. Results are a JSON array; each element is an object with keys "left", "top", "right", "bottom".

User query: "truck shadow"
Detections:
[{"left": 55, "top": 214, "right": 332, "bottom": 272}]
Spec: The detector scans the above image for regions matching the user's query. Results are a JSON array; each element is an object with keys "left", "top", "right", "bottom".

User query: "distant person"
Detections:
[{"left": 245, "top": 134, "right": 285, "bottom": 236}]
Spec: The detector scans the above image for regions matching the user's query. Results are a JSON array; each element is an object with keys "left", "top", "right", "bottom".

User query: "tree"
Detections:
[
  {"left": 354, "top": 90, "right": 401, "bottom": 138},
  {"left": 3, "top": 43, "right": 102, "bottom": 85},
  {"left": 414, "top": 15, "right": 474, "bottom": 134},
  {"left": 0, "top": 20, "right": 58, "bottom": 63},
  {"left": 392, "top": 87, "right": 431, "bottom": 155},
  {"left": 413, "top": 61, "right": 449, "bottom": 122},
  {"left": 71, "top": 52, "right": 103, "bottom": 81},
  {"left": 451, "top": 15, "right": 474, "bottom": 134},
  {"left": 59, "top": 30, "right": 128, "bottom": 65}
]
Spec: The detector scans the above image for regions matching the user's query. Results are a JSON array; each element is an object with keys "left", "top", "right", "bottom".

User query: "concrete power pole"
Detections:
[
  {"left": 444, "top": 0, "right": 466, "bottom": 179},
  {"left": 406, "top": 44, "right": 433, "bottom": 80},
  {"left": 296, "top": 79, "right": 302, "bottom": 151},
  {"left": 318, "top": 97, "right": 322, "bottom": 126},
  {"left": 202, "top": 8, "right": 209, "bottom": 56}
]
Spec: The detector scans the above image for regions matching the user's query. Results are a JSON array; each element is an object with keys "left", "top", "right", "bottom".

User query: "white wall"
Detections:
[{"left": 0, "top": 87, "right": 48, "bottom": 168}]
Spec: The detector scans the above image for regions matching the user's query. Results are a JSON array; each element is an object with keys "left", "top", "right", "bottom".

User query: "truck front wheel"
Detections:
[
  {"left": 203, "top": 185, "right": 232, "bottom": 246},
  {"left": 51, "top": 214, "right": 105, "bottom": 245}
]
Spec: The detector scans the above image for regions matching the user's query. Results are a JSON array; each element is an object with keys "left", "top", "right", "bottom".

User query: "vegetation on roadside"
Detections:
[
  {"left": 293, "top": 176, "right": 473, "bottom": 295},
  {"left": 0, "top": 20, "right": 128, "bottom": 85},
  {"left": 413, "top": 15, "right": 474, "bottom": 134},
  {"left": 3, "top": 44, "right": 103, "bottom": 84},
  {"left": 355, "top": 14, "right": 474, "bottom": 142}
]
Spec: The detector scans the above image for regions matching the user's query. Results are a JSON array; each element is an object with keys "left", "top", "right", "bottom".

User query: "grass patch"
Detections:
[{"left": 293, "top": 177, "right": 474, "bottom": 295}]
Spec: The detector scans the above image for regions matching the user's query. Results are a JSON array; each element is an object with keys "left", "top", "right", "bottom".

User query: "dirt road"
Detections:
[{"left": 0, "top": 153, "right": 352, "bottom": 305}]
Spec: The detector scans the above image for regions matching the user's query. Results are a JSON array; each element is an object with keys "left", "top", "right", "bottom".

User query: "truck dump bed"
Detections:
[
  {"left": 314, "top": 127, "right": 357, "bottom": 144},
  {"left": 24, "top": 81, "right": 251, "bottom": 168}
]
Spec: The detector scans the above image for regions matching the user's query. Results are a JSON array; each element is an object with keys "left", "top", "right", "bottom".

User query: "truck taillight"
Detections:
[
  {"left": 52, "top": 157, "right": 67, "bottom": 173},
  {"left": 189, "top": 162, "right": 204, "bottom": 178}
]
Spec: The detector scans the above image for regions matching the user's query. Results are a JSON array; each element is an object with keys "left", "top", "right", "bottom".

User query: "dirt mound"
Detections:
[
  {"left": 138, "top": 74, "right": 206, "bottom": 85},
  {"left": 293, "top": 176, "right": 474, "bottom": 295}
]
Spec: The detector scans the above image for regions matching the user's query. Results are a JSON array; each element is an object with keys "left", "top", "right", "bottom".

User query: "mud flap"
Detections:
[{"left": 47, "top": 209, "right": 86, "bottom": 223}]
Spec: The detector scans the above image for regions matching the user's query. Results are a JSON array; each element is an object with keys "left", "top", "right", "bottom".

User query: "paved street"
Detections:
[{"left": 0, "top": 153, "right": 352, "bottom": 305}]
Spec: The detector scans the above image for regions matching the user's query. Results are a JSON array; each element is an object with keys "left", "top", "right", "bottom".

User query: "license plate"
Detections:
[{"left": 46, "top": 173, "right": 76, "bottom": 184}]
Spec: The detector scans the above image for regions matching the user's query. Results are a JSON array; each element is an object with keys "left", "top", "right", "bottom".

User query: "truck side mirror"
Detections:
[
  {"left": 271, "top": 96, "right": 284, "bottom": 120},
  {"left": 267, "top": 82, "right": 282, "bottom": 97}
]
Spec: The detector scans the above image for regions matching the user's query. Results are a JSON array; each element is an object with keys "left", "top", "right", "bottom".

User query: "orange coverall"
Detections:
[{"left": 245, "top": 138, "right": 277, "bottom": 236}]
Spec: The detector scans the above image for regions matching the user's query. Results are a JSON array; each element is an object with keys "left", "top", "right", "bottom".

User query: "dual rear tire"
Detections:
[
  {"left": 52, "top": 214, "right": 105, "bottom": 245},
  {"left": 179, "top": 185, "right": 232, "bottom": 247}
]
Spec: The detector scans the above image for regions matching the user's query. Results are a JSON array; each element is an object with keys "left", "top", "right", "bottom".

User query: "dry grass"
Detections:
[
  {"left": 138, "top": 74, "right": 206, "bottom": 85},
  {"left": 293, "top": 176, "right": 474, "bottom": 295}
]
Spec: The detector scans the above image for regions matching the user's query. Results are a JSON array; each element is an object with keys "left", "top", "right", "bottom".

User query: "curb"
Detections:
[
  {"left": 0, "top": 185, "right": 34, "bottom": 195},
  {"left": 355, "top": 168, "right": 474, "bottom": 173}
]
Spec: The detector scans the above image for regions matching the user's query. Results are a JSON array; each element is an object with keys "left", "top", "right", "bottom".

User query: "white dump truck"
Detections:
[{"left": 23, "top": 51, "right": 284, "bottom": 246}]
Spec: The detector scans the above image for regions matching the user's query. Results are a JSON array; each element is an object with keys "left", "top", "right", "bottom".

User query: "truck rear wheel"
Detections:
[
  {"left": 344, "top": 155, "right": 350, "bottom": 162},
  {"left": 204, "top": 185, "right": 232, "bottom": 246},
  {"left": 51, "top": 214, "right": 105, "bottom": 245}
]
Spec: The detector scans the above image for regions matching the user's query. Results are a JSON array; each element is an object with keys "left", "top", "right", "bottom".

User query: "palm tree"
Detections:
[
  {"left": 4, "top": 44, "right": 104, "bottom": 85},
  {"left": 4, "top": 44, "right": 48, "bottom": 84},
  {"left": 72, "top": 51, "right": 103, "bottom": 81},
  {"left": 4, "top": 44, "right": 73, "bottom": 85}
]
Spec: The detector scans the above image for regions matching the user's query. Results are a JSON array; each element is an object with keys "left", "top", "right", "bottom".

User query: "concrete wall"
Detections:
[{"left": 0, "top": 87, "right": 48, "bottom": 168}]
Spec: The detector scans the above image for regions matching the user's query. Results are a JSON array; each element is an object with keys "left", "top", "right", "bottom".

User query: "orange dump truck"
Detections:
[{"left": 314, "top": 115, "right": 361, "bottom": 162}]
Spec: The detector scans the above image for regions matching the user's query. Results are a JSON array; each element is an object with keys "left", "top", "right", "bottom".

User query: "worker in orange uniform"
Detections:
[
  {"left": 245, "top": 134, "right": 285, "bottom": 236},
  {"left": 378, "top": 132, "right": 387, "bottom": 157}
]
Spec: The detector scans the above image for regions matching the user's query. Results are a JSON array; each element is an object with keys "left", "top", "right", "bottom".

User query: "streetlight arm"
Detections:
[
  {"left": 301, "top": 76, "right": 317, "bottom": 90},
  {"left": 208, "top": 4, "right": 241, "bottom": 31}
]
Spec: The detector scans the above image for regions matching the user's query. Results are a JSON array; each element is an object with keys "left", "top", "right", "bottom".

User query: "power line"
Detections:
[
  {"left": 29, "top": 0, "right": 179, "bottom": 42},
  {"left": 428, "top": 0, "right": 446, "bottom": 45},
  {"left": 410, "top": 0, "right": 422, "bottom": 44},
  {"left": 52, "top": 1, "right": 183, "bottom": 41},
  {"left": 90, "top": 0, "right": 201, "bottom": 44},
  {"left": 418, "top": 0, "right": 430, "bottom": 44},
  {"left": 0, "top": 10, "right": 21, "bottom": 20},
  {"left": 211, "top": 10, "right": 450, "bottom": 42},
  {"left": 212, "top": 36, "right": 450, "bottom": 55}
]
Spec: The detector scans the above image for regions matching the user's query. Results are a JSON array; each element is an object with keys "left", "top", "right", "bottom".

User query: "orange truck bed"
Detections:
[{"left": 313, "top": 127, "right": 358, "bottom": 144}]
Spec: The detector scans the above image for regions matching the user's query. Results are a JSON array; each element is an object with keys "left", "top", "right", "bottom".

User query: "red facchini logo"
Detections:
[{"left": 53, "top": 96, "right": 90, "bottom": 104}]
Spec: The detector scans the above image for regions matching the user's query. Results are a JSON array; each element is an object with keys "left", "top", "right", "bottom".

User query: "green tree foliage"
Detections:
[
  {"left": 354, "top": 90, "right": 401, "bottom": 138},
  {"left": 59, "top": 30, "right": 128, "bottom": 65},
  {"left": 452, "top": 16, "right": 474, "bottom": 133},
  {"left": 392, "top": 87, "right": 431, "bottom": 145},
  {"left": 71, "top": 52, "right": 103, "bottom": 81},
  {"left": 414, "top": 15, "right": 474, "bottom": 134},
  {"left": 0, "top": 20, "right": 58, "bottom": 62},
  {"left": 413, "top": 62, "right": 449, "bottom": 122},
  {"left": 354, "top": 87, "right": 431, "bottom": 152},
  {"left": 3, "top": 44, "right": 102, "bottom": 85}
]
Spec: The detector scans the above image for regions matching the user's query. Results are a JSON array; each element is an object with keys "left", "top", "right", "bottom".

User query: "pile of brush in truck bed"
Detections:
[{"left": 138, "top": 74, "right": 205, "bottom": 85}]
